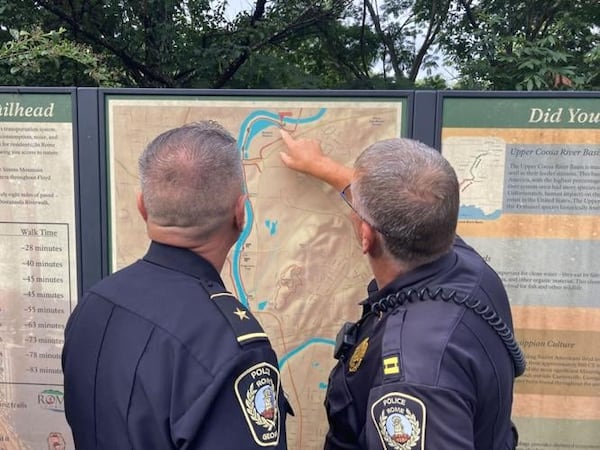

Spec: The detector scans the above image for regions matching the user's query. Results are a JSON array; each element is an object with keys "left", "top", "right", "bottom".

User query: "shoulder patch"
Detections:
[
  {"left": 234, "top": 362, "right": 281, "bottom": 447},
  {"left": 370, "top": 392, "right": 426, "bottom": 450}
]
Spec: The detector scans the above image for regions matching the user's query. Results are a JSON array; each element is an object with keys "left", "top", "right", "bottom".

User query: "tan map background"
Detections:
[{"left": 107, "top": 97, "right": 404, "bottom": 449}]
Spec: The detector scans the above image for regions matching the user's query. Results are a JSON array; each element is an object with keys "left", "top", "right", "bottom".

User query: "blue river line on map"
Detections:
[
  {"left": 460, "top": 206, "right": 502, "bottom": 220},
  {"left": 278, "top": 338, "right": 336, "bottom": 371},
  {"left": 231, "top": 108, "right": 334, "bottom": 368}
]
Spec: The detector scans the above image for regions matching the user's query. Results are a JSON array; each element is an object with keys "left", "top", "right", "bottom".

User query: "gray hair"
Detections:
[
  {"left": 138, "top": 121, "right": 243, "bottom": 236},
  {"left": 352, "top": 138, "right": 459, "bottom": 265}
]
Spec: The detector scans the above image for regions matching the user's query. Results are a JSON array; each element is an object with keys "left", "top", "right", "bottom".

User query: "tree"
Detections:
[
  {"left": 360, "top": 0, "right": 451, "bottom": 84},
  {"left": 0, "top": 27, "right": 125, "bottom": 86},
  {"left": 0, "top": 0, "right": 355, "bottom": 88},
  {"left": 0, "top": 0, "right": 598, "bottom": 90},
  {"left": 440, "top": 0, "right": 600, "bottom": 90}
]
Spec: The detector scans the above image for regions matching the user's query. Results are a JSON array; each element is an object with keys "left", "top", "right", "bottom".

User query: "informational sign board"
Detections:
[
  {"left": 0, "top": 91, "right": 77, "bottom": 449},
  {"left": 1, "top": 87, "right": 594, "bottom": 449},
  {"left": 104, "top": 92, "right": 409, "bottom": 449},
  {"left": 439, "top": 93, "right": 600, "bottom": 450}
]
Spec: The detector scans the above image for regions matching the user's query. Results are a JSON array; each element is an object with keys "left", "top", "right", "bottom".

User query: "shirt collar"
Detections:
[
  {"left": 361, "top": 248, "right": 458, "bottom": 306},
  {"left": 142, "top": 241, "right": 224, "bottom": 284}
]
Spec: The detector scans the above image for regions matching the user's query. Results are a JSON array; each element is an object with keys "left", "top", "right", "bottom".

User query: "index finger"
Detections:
[{"left": 280, "top": 129, "right": 296, "bottom": 146}]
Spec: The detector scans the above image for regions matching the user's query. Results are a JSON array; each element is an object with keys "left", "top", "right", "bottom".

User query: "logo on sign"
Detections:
[{"left": 38, "top": 389, "right": 64, "bottom": 412}]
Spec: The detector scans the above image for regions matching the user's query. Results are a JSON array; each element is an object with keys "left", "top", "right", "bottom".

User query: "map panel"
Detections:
[
  {"left": 443, "top": 136, "right": 505, "bottom": 219},
  {"left": 106, "top": 97, "right": 405, "bottom": 449}
]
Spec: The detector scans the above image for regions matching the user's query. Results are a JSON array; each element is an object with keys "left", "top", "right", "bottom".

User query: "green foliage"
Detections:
[
  {"left": 415, "top": 74, "right": 448, "bottom": 90},
  {"left": 0, "top": 0, "right": 597, "bottom": 90},
  {"left": 496, "top": 36, "right": 582, "bottom": 90},
  {"left": 0, "top": 27, "right": 125, "bottom": 86},
  {"left": 0, "top": 0, "right": 359, "bottom": 88},
  {"left": 440, "top": 0, "right": 600, "bottom": 90}
]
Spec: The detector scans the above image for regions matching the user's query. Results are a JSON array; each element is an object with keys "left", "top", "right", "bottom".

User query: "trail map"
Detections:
[{"left": 107, "top": 96, "right": 405, "bottom": 449}]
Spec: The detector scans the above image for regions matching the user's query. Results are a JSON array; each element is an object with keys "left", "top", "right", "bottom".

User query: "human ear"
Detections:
[
  {"left": 360, "top": 221, "right": 377, "bottom": 255},
  {"left": 136, "top": 192, "right": 148, "bottom": 222},
  {"left": 234, "top": 194, "right": 247, "bottom": 231}
]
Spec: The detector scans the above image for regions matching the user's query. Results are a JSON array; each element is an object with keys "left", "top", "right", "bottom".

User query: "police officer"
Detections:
[
  {"left": 62, "top": 121, "right": 291, "bottom": 449},
  {"left": 280, "top": 131, "right": 525, "bottom": 450}
]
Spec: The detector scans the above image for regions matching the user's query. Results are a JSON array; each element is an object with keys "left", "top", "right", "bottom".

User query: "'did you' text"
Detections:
[{"left": 528, "top": 107, "right": 599, "bottom": 124}]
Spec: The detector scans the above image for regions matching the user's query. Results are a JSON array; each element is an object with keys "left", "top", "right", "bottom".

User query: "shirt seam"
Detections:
[{"left": 88, "top": 290, "right": 216, "bottom": 377}]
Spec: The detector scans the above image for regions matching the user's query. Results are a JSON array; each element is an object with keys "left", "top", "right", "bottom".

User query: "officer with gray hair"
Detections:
[
  {"left": 280, "top": 130, "right": 524, "bottom": 450},
  {"left": 63, "top": 121, "right": 292, "bottom": 449}
]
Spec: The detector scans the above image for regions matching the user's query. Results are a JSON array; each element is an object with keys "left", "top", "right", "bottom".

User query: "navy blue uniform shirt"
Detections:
[
  {"left": 62, "top": 242, "right": 290, "bottom": 449},
  {"left": 325, "top": 237, "right": 521, "bottom": 450}
]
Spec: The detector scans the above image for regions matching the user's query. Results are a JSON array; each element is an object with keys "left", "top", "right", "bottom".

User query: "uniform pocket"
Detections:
[{"left": 324, "top": 365, "right": 359, "bottom": 444}]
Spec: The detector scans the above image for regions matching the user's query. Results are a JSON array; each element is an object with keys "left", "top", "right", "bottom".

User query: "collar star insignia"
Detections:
[{"left": 234, "top": 307, "right": 249, "bottom": 320}]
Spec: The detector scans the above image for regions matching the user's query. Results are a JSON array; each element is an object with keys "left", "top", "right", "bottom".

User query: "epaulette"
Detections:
[
  {"left": 198, "top": 279, "right": 268, "bottom": 346},
  {"left": 381, "top": 308, "right": 406, "bottom": 383}
]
